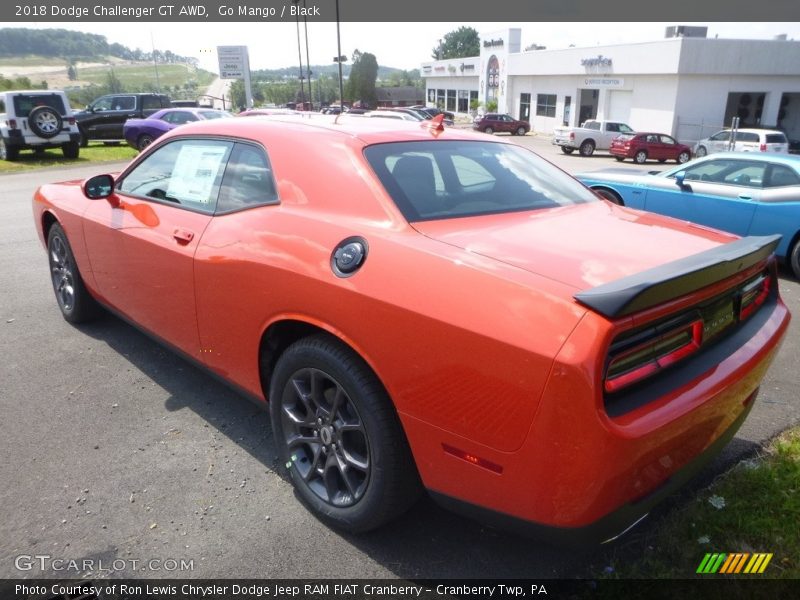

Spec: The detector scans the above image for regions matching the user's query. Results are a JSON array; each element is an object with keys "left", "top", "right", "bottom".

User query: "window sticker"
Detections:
[{"left": 167, "top": 145, "right": 228, "bottom": 204}]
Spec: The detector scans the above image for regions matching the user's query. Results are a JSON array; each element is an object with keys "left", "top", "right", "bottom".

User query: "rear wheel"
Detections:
[
  {"left": 483, "top": 126, "right": 494, "bottom": 135},
  {"left": 61, "top": 141, "right": 80, "bottom": 159},
  {"left": 695, "top": 146, "right": 707, "bottom": 157},
  {"left": 516, "top": 126, "right": 527, "bottom": 136},
  {"left": 78, "top": 127, "right": 89, "bottom": 148},
  {"left": 790, "top": 238, "right": 800, "bottom": 280},
  {"left": 677, "top": 151, "right": 691, "bottom": 164},
  {"left": 579, "top": 140, "right": 595, "bottom": 156},
  {"left": 634, "top": 150, "right": 648, "bottom": 164},
  {"left": 561, "top": 146, "right": 574, "bottom": 154},
  {"left": 269, "top": 335, "right": 421, "bottom": 532},
  {"left": 47, "top": 223, "right": 98, "bottom": 323},
  {"left": 0, "top": 138, "right": 19, "bottom": 161}
]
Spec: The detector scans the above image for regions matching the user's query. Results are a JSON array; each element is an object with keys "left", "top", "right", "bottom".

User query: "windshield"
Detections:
[{"left": 364, "top": 140, "right": 598, "bottom": 222}]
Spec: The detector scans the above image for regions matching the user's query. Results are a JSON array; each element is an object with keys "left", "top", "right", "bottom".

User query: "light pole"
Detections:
[
  {"left": 292, "top": 0, "right": 306, "bottom": 106},
  {"left": 303, "top": 0, "right": 312, "bottom": 109},
  {"left": 335, "top": 0, "right": 344, "bottom": 109}
]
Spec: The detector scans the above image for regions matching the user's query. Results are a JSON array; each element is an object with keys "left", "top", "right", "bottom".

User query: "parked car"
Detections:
[
  {"left": 0, "top": 90, "right": 81, "bottom": 160},
  {"left": 552, "top": 120, "right": 634, "bottom": 156},
  {"left": 33, "top": 116, "right": 790, "bottom": 541},
  {"left": 576, "top": 152, "right": 800, "bottom": 278},
  {"left": 382, "top": 107, "right": 429, "bottom": 121},
  {"left": 238, "top": 108, "right": 301, "bottom": 117},
  {"left": 694, "top": 128, "right": 789, "bottom": 157},
  {"left": 123, "top": 108, "right": 232, "bottom": 150},
  {"left": 610, "top": 132, "right": 692, "bottom": 164},
  {"left": 473, "top": 113, "right": 530, "bottom": 135},
  {"left": 364, "top": 110, "right": 421, "bottom": 121},
  {"left": 410, "top": 106, "right": 455, "bottom": 125},
  {"left": 73, "top": 93, "right": 171, "bottom": 146}
]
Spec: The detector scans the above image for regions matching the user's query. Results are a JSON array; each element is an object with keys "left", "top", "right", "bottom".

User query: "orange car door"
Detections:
[{"left": 82, "top": 138, "right": 232, "bottom": 357}]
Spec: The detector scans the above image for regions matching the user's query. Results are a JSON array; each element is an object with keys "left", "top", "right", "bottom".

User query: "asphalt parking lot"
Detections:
[{"left": 1, "top": 137, "right": 798, "bottom": 580}]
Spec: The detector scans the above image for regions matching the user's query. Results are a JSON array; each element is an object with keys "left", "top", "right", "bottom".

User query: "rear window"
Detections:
[
  {"left": 364, "top": 140, "right": 598, "bottom": 222},
  {"left": 765, "top": 133, "right": 787, "bottom": 144},
  {"left": 12, "top": 94, "right": 67, "bottom": 117}
]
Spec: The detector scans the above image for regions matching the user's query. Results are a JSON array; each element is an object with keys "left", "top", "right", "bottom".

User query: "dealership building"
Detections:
[{"left": 421, "top": 27, "right": 800, "bottom": 143}]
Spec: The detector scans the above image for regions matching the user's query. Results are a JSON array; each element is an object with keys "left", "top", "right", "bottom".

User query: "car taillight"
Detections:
[
  {"left": 7, "top": 119, "right": 17, "bottom": 129},
  {"left": 759, "top": 143, "right": 767, "bottom": 151},
  {"left": 605, "top": 318, "right": 703, "bottom": 393},
  {"left": 569, "top": 132, "right": 575, "bottom": 141},
  {"left": 67, "top": 117, "right": 75, "bottom": 125},
  {"left": 739, "top": 274, "right": 770, "bottom": 320}
]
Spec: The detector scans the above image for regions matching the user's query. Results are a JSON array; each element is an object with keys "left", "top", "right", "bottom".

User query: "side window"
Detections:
[
  {"left": 710, "top": 131, "right": 730, "bottom": 142},
  {"left": 618, "top": 123, "right": 634, "bottom": 134},
  {"left": 0, "top": 98, "right": 6, "bottom": 113},
  {"left": 660, "top": 135, "right": 676, "bottom": 145},
  {"left": 646, "top": 134, "right": 658, "bottom": 143},
  {"left": 142, "top": 96, "right": 161, "bottom": 111},
  {"left": 117, "top": 139, "right": 232, "bottom": 213},
  {"left": 765, "top": 165, "right": 800, "bottom": 188},
  {"left": 720, "top": 162, "right": 766, "bottom": 187},
  {"left": 606, "top": 123, "right": 619, "bottom": 133},
  {"left": 735, "top": 132, "right": 759, "bottom": 143},
  {"left": 113, "top": 96, "right": 136, "bottom": 111},
  {"left": 92, "top": 96, "right": 114, "bottom": 112},
  {"left": 217, "top": 143, "right": 279, "bottom": 212}
]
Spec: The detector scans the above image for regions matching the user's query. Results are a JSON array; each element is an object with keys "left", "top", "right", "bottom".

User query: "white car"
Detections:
[
  {"left": 0, "top": 89, "right": 81, "bottom": 161},
  {"left": 694, "top": 128, "right": 788, "bottom": 157}
]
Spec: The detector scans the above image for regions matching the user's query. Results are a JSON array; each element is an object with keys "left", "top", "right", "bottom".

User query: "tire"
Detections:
[
  {"left": 614, "top": 156, "right": 625, "bottom": 162},
  {"left": 61, "top": 141, "right": 80, "bottom": 159},
  {"left": 137, "top": 134, "right": 154, "bottom": 151},
  {"left": 0, "top": 138, "right": 20, "bottom": 161},
  {"left": 695, "top": 146, "right": 707, "bottom": 157},
  {"left": 790, "top": 238, "right": 800, "bottom": 280},
  {"left": 634, "top": 150, "right": 648, "bottom": 164},
  {"left": 47, "top": 223, "right": 99, "bottom": 323},
  {"left": 579, "top": 140, "right": 595, "bottom": 156},
  {"left": 78, "top": 127, "right": 89, "bottom": 148},
  {"left": 483, "top": 127, "right": 494, "bottom": 135},
  {"left": 516, "top": 126, "right": 527, "bottom": 136},
  {"left": 677, "top": 151, "right": 691, "bottom": 164},
  {"left": 28, "top": 106, "right": 63, "bottom": 139},
  {"left": 593, "top": 187, "right": 624, "bottom": 205},
  {"left": 561, "top": 146, "right": 574, "bottom": 154},
  {"left": 269, "top": 335, "right": 421, "bottom": 533}
]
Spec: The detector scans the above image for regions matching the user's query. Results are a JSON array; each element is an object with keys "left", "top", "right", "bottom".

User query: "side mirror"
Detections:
[
  {"left": 83, "top": 174, "right": 118, "bottom": 206},
  {"left": 674, "top": 171, "right": 687, "bottom": 188}
]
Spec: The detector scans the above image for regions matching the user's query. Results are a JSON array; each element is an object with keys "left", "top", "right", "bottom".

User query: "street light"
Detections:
[
  {"left": 335, "top": 0, "right": 344, "bottom": 109},
  {"left": 292, "top": 0, "right": 306, "bottom": 106}
]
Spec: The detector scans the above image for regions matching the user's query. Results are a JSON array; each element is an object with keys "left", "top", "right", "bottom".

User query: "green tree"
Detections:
[
  {"left": 432, "top": 27, "right": 480, "bottom": 60},
  {"left": 345, "top": 50, "right": 378, "bottom": 107}
]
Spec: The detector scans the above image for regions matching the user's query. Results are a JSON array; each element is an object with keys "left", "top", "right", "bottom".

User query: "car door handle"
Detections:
[
  {"left": 738, "top": 194, "right": 752, "bottom": 200},
  {"left": 173, "top": 228, "right": 195, "bottom": 244}
]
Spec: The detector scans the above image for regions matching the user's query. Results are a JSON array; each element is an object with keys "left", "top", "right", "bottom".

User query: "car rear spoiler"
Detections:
[{"left": 574, "top": 234, "right": 781, "bottom": 318}]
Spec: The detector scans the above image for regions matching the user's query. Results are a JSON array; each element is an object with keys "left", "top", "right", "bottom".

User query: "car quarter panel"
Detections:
[{"left": 192, "top": 125, "right": 587, "bottom": 453}]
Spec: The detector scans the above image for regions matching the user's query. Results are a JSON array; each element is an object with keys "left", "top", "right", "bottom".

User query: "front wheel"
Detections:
[
  {"left": 593, "top": 187, "right": 623, "bottom": 205},
  {"left": 62, "top": 141, "right": 80, "bottom": 159},
  {"left": 695, "top": 146, "right": 707, "bottom": 157},
  {"left": 516, "top": 126, "right": 527, "bottom": 136},
  {"left": 483, "top": 127, "right": 494, "bottom": 135},
  {"left": 269, "top": 335, "right": 421, "bottom": 532},
  {"left": 634, "top": 150, "right": 648, "bottom": 164},
  {"left": 137, "top": 134, "right": 154, "bottom": 151},
  {"left": 579, "top": 140, "right": 595, "bottom": 156},
  {"left": 677, "top": 151, "right": 691, "bottom": 164},
  {"left": 0, "top": 138, "right": 20, "bottom": 161},
  {"left": 790, "top": 238, "right": 800, "bottom": 280},
  {"left": 47, "top": 223, "right": 98, "bottom": 323},
  {"left": 561, "top": 146, "right": 574, "bottom": 154}
]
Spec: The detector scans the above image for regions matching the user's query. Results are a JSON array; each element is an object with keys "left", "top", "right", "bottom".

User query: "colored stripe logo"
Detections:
[{"left": 697, "top": 553, "right": 773, "bottom": 574}]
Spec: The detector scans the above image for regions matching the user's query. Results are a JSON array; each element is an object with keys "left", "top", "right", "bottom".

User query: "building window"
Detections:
[
  {"left": 447, "top": 89, "right": 457, "bottom": 112},
  {"left": 519, "top": 93, "right": 531, "bottom": 122},
  {"left": 458, "top": 90, "right": 469, "bottom": 113},
  {"left": 536, "top": 94, "right": 557, "bottom": 118},
  {"left": 436, "top": 89, "right": 446, "bottom": 109}
]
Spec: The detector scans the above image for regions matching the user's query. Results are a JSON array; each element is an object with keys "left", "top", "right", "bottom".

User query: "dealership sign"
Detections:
[
  {"left": 217, "top": 45, "right": 249, "bottom": 79},
  {"left": 583, "top": 77, "right": 625, "bottom": 88}
]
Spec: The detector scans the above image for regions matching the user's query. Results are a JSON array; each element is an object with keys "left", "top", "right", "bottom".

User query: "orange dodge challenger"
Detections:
[{"left": 33, "top": 115, "right": 790, "bottom": 542}]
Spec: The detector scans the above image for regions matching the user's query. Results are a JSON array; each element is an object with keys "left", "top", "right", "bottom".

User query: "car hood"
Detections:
[{"left": 412, "top": 201, "right": 735, "bottom": 291}]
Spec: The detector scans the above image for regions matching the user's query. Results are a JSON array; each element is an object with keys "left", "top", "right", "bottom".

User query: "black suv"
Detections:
[{"left": 73, "top": 93, "right": 171, "bottom": 146}]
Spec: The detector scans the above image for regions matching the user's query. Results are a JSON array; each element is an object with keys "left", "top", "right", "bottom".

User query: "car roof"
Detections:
[
  {"left": 691, "top": 151, "right": 800, "bottom": 166},
  {"left": 155, "top": 113, "right": 482, "bottom": 146}
]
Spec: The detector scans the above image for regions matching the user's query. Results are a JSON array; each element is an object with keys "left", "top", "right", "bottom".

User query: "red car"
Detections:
[
  {"left": 33, "top": 116, "right": 789, "bottom": 541},
  {"left": 610, "top": 132, "right": 693, "bottom": 164},
  {"left": 473, "top": 113, "right": 530, "bottom": 135}
]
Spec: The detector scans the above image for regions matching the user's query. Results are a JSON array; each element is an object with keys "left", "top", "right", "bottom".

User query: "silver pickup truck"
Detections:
[{"left": 552, "top": 120, "right": 634, "bottom": 156}]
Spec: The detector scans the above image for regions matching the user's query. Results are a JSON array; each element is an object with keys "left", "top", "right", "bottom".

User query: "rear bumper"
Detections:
[{"left": 4, "top": 131, "right": 79, "bottom": 149}]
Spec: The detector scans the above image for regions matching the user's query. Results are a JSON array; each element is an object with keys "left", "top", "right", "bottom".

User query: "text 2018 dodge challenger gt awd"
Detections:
[{"left": 33, "top": 115, "right": 790, "bottom": 542}]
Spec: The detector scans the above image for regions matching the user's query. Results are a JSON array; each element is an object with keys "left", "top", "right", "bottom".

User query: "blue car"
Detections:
[{"left": 576, "top": 152, "right": 800, "bottom": 278}]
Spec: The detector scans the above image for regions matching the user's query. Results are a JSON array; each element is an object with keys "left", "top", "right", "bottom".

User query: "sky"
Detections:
[{"left": 9, "top": 21, "right": 800, "bottom": 72}]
